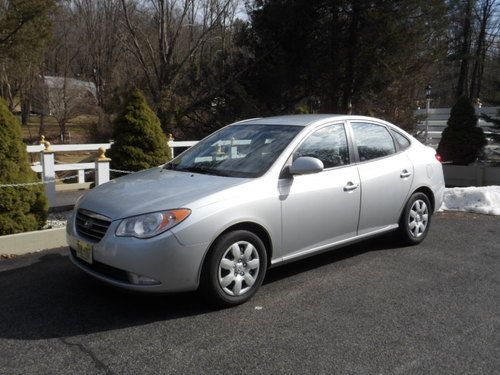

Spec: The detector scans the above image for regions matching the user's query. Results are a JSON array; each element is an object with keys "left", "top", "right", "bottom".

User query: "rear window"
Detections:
[{"left": 351, "top": 122, "right": 396, "bottom": 161}]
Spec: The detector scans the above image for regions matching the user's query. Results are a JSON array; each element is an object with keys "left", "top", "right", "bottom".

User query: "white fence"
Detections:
[{"left": 26, "top": 140, "right": 198, "bottom": 207}]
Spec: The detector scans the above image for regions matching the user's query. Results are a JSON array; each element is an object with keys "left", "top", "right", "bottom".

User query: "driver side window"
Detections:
[{"left": 294, "top": 124, "right": 350, "bottom": 168}]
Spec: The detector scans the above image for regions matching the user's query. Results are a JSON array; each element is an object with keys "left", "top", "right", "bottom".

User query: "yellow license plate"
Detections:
[{"left": 75, "top": 240, "right": 93, "bottom": 264}]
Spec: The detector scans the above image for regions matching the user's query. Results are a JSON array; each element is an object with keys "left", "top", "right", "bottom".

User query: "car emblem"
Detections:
[{"left": 83, "top": 219, "right": 94, "bottom": 229}]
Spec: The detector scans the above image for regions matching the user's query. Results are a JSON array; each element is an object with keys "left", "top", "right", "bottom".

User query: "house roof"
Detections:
[{"left": 43, "top": 76, "right": 97, "bottom": 98}]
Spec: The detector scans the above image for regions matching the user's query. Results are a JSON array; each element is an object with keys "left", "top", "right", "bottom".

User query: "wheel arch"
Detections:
[
  {"left": 412, "top": 186, "right": 435, "bottom": 212},
  {"left": 398, "top": 185, "right": 436, "bottom": 225},
  {"left": 197, "top": 221, "right": 274, "bottom": 286}
]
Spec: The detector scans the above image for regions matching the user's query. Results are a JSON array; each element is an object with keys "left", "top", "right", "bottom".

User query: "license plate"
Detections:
[{"left": 75, "top": 240, "right": 93, "bottom": 264}]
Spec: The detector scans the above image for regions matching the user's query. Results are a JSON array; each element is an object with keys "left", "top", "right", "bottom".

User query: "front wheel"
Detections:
[
  {"left": 396, "top": 192, "right": 432, "bottom": 245},
  {"left": 200, "top": 230, "right": 267, "bottom": 307}
]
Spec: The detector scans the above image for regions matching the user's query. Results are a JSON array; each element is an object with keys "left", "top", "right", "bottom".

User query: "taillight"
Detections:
[{"left": 435, "top": 153, "right": 442, "bottom": 163}]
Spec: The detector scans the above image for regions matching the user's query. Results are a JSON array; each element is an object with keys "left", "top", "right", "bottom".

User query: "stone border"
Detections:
[{"left": 0, "top": 227, "right": 67, "bottom": 256}]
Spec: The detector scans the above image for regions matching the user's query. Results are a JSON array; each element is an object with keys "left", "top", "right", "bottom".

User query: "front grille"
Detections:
[
  {"left": 75, "top": 209, "right": 112, "bottom": 242},
  {"left": 70, "top": 248, "right": 130, "bottom": 283}
]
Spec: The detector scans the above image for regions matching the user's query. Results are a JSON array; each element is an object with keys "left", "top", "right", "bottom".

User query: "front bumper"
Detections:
[{"left": 66, "top": 215, "right": 209, "bottom": 293}]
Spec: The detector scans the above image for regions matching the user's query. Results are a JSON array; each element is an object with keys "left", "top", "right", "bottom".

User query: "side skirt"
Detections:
[{"left": 270, "top": 224, "right": 399, "bottom": 268}]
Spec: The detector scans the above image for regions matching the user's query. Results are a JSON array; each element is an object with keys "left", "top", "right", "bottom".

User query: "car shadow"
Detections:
[
  {"left": 0, "top": 234, "right": 401, "bottom": 340},
  {"left": 264, "top": 233, "right": 401, "bottom": 284}
]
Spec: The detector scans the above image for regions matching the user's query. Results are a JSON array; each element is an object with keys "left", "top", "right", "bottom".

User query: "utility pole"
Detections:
[{"left": 425, "top": 84, "right": 432, "bottom": 145}]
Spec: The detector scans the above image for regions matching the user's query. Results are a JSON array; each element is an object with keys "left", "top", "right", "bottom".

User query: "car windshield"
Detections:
[{"left": 164, "top": 124, "right": 302, "bottom": 178}]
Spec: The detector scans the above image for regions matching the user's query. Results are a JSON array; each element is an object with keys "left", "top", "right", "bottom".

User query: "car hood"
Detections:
[{"left": 77, "top": 167, "right": 249, "bottom": 220}]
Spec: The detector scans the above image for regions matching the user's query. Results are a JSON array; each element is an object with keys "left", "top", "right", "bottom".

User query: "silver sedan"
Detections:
[{"left": 67, "top": 115, "right": 445, "bottom": 306}]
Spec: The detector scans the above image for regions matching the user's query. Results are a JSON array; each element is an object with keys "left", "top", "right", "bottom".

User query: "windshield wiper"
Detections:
[
  {"left": 163, "top": 163, "right": 177, "bottom": 170},
  {"left": 181, "top": 166, "right": 231, "bottom": 177},
  {"left": 164, "top": 162, "right": 231, "bottom": 177}
]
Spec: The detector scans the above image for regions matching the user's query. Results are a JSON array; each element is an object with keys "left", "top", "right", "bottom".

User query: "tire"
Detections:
[
  {"left": 396, "top": 192, "right": 432, "bottom": 246},
  {"left": 200, "top": 230, "right": 268, "bottom": 307}
]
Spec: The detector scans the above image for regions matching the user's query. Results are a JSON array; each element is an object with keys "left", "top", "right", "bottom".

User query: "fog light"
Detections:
[{"left": 128, "top": 272, "right": 160, "bottom": 285}]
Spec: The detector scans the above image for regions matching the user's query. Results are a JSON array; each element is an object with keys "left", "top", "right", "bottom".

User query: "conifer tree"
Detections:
[
  {"left": 437, "top": 96, "right": 487, "bottom": 165},
  {"left": 109, "top": 90, "right": 171, "bottom": 172},
  {"left": 0, "top": 99, "right": 48, "bottom": 235}
]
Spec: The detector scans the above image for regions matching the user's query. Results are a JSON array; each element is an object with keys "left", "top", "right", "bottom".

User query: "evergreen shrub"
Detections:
[
  {"left": 109, "top": 90, "right": 171, "bottom": 172},
  {"left": 437, "top": 96, "right": 487, "bottom": 165},
  {"left": 0, "top": 99, "right": 48, "bottom": 235}
]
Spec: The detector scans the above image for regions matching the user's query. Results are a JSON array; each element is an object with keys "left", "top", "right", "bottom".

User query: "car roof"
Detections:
[{"left": 232, "top": 114, "right": 393, "bottom": 127}]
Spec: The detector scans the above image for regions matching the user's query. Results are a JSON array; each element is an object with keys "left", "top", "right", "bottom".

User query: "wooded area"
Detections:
[{"left": 1, "top": 0, "right": 499, "bottom": 141}]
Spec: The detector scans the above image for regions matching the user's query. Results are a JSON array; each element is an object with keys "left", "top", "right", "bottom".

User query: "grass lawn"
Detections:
[
  {"left": 21, "top": 114, "right": 100, "bottom": 145},
  {"left": 22, "top": 114, "right": 105, "bottom": 167}
]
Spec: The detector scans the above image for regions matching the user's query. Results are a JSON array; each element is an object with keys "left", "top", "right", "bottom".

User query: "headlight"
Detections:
[{"left": 115, "top": 209, "right": 191, "bottom": 238}]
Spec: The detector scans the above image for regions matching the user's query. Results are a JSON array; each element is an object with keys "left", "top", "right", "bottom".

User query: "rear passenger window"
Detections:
[
  {"left": 391, "top": 130, "right": 411, "bottom": 150},
  {"left": 351, "top": 122, "right": 396, "bottom": 161},
  {"left": 294, "top": 124, "right": 349, "bottom": 168}
]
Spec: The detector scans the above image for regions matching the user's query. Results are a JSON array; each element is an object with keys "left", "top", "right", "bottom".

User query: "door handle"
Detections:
[
  {"left": 343, "top": 182, "right": 359, "bottom": 192},
  {"left": 400, "top": 169, "right": 412, "bottom": 178}
]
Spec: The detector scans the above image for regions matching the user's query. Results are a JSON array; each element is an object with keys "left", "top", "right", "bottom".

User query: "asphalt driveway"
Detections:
[{"left": 0, "top": 212, "right": 498, "bottom": 374}]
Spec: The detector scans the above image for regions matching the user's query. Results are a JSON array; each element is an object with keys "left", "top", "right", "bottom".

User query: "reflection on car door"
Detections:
[
  {"left": 279, "top": 123, "right": 361, "bottom": 260},
  {"left": 350, "top": 122, "right": 414, "bottom": 235}
]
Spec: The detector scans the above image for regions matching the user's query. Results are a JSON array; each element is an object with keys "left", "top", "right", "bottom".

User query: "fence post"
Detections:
[
  {"left": 230, "top": 137, "right": 237, "bottom": 158},
  {"left": 40, "top": 136, "right": 56, "bottom": 207},
  {"left": 77, "top": 170, "right": 85, "bottom": 184},
  {"left": 167, "top": 133, "right": 174, "bottom": 160},
  {"left": 95, "top": 146, "right": 111, "bottom": 186}
]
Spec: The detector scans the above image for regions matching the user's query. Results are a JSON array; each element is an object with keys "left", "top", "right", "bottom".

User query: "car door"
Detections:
[
  {"left": 349, "top": 121, "right": 414, "bottom": 235},
  {"left": 278, "top": 122, "right": 361, "bottom": 259}
]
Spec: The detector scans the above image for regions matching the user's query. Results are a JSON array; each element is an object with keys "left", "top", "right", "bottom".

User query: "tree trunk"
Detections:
[
  {"left": 456, "top": 0, "right": 474, "bottom": 99},
  {"left": 59, "top": 121, "right": 66, "bottom": 143},
  {"left": 39, "top": 114, "right": 45, "bottom": 137},
  {"left": 470, "top": 1, "right": 488, "bottom": 99},
  {"left": 342, "top": 0, "right": 361, "bottom": 113},
  {"left": 476, "top": 44, "right": 487, "bottom": 99},
  {"left": 20, "top": 92, "right": 30, "bottom": 126},
  {"left": 0, "top": 63, "right": 13, "bottom": 106}
]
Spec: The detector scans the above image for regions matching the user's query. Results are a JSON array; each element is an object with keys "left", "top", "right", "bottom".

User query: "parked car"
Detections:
[{"left": 67, "top": 115, "right": 445, "bottom": 306}]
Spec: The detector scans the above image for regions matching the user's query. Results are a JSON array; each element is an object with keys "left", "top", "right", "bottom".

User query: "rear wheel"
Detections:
[
  {"left": 397, "top": 192, "right": 432, "bottom": 245},
  {"left": 201, "top": 230, "right": 267, "bottom": 307}
]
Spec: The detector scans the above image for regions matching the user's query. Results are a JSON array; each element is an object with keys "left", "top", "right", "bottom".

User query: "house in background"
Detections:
[
  {"left": 31, "top": 75, "right": 98, "bottom": 142},
  {"left": 32, "top": 75, "right": 97, "bottom": 117}
]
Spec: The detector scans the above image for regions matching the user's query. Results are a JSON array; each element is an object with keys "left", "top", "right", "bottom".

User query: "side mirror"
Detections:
[{"left": 289, "top": 156, "right": 324, "bottom": 175}]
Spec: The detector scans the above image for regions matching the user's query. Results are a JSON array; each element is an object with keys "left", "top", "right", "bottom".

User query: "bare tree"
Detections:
[
  {"left": 456, "top": 0, "right": 474, "bottom": 99},
  {"left": 470, "top": 0, "right": 499, "bottom": 99},
  {"left": 45, "top": 76, "right": 98, "bottom": 142},
  {"left": 71, "top": 0, "right": 123, "bottom": 110},
  {"left": 119, "top": 0, "right": 240, "bottom": 125}
]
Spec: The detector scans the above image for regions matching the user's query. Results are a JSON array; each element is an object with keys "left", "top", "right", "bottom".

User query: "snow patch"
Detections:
[{"left": 439, "top": 186, "right": 500, "bottom": 216}]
